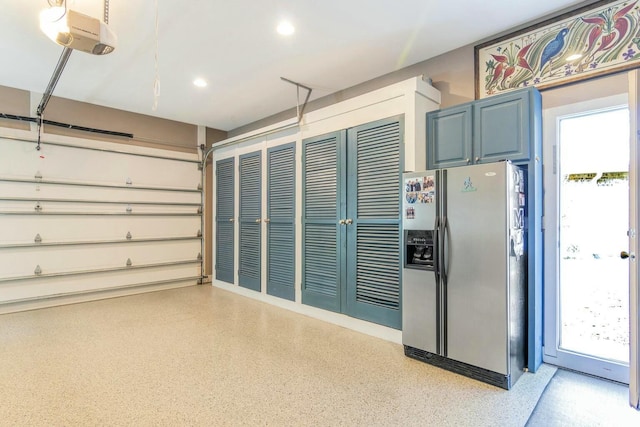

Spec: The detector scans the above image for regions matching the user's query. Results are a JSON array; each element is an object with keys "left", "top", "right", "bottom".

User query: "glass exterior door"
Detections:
[
  {"left": 559, "top": 108, "right": 629, "bottom": 364},
  {"left": 544, "top": 96, "right": 630, "bottom": 383}
]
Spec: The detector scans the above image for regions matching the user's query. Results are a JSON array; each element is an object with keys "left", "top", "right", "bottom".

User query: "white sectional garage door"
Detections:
[{"left": 0, "top": 136, "right": 202, "bottom": 307}]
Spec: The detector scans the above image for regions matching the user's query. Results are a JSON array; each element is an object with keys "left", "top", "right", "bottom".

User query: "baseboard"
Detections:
[{"left": 212, "top": 280, "right": 402, "bottom": 344}]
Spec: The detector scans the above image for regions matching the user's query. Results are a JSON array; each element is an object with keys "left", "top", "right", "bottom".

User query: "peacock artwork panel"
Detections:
[{"left": 475, "top": 0, "right": 640, "bottom": 98}]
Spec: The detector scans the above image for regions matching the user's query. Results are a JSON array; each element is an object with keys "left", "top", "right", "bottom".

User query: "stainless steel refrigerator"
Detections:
[{"left": 402, "top": 161, "right": 526, "bottom": 389}]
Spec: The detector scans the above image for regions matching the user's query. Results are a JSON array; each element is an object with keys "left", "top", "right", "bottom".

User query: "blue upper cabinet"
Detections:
[
  {"left": 427, "top": 87, "right": 539, "bottom": 169},
  {"left": 426, "top": 104, "right": 472, "bottom": 170},
  {"left": 473, "top": 89, "right": 533, "bottom": 164}
]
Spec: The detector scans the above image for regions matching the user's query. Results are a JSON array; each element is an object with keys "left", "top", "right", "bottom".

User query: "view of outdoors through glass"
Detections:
[{"left": 559, "top": 107, "right": 630, "bottom": 363}]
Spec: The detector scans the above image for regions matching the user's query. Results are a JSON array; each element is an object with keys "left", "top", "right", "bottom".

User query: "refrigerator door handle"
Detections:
[
  {"left": 434, "top": 216, "right": 440, "bottom": 280},
  {"left": 439, "top": 213, "right": 448, "bottom": 357},
  {"left": 440, "top": 216, "right": 447, "bottom": 284},
  {"left": 440, "top": 169, "right": 448, "bottom": 285},
  {"left": 442, "top": 216, "right": 451, "bottom": 282}
]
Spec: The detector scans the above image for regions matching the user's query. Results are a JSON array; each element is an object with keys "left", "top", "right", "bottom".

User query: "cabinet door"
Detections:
[
  {"left": 215, "top": 157, "right": 235, "bottom": 284},
  {"left": 426, "top": 104, "right": 472, "bottom": 169},
  {"left": 346, "top": 117, "right": 403, "bottom": 329},
  {"left": 473, "top": 89, "right": 531, "bottom": 163},
  {"left": 302, "top": 131, "right": 346, "bottom": 312},
  {"left": 266, "top": 143, "right": 296, "bottom": 301},
  {"left": 238, "top": 151, "right": 262, "bottom": 291}
]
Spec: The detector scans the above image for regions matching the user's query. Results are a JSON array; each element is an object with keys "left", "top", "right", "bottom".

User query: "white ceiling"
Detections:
[{"left": 0, "top": 0, "right": 586, "bottom": 132}]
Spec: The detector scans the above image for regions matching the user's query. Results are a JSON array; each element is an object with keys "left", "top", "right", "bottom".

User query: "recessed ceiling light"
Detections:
[
  {"left": 277, "top": 21, "right": 295, "bottom": 36},
  {"left": 193, "top": 78, "right": 207, "bottom": 88}
]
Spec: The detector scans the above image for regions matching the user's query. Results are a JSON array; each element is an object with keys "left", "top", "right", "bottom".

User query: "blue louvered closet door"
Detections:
[
  {"left": 216, "top": 157, "right": 235, "bottom": 284},
  {"left": 302, "top": 131, "right": 346, "bottom": 312},
  {"left": 239, "top": 151, "right": 262, "bottom": 291},
  {"left": 302, "top": 117, "right": 402, "bottom": 329},
  {"left": 266, "top": 143, "right": 296, "bottom": 301},
  {"left": 346, "top": 118, "right": 403, "bottom": 329}
]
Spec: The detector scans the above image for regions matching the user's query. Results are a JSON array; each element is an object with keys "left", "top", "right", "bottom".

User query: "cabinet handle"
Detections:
[
  {"left": 339, "top": 219, "right": 346, "bottom": 225},
  {"left": 264, "top": 219, "right": 271, "bottom": 223},
  {"left": 475, "top": 157, "right": 480, "bottom": 163},
  {"left": 255, "top": 218, "right": 261, "bottom": 223},
  {"left": 229, "top": 218, "right": 234, "bottom": 222},
  {"left": 345, "top": 219, "right": 353, "bottom": 225},
  {"left": 465, "top": 158, "right": 470, "bottom": 164}
]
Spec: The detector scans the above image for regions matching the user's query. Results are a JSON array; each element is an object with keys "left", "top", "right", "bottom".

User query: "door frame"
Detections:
[
  {"left": 628, "top": 70, "right": 640, "bottom": 409},
  {"left": 542, "top": 92, "right": 630, "bottom": 383}
]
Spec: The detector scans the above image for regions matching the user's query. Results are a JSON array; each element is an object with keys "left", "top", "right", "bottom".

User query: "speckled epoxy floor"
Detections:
[
  {"left": 0, "top": 286, "right": 555, "bottom": 426},
  {"left": 527, "top": 369, "right": 640, "bottom": 426}
]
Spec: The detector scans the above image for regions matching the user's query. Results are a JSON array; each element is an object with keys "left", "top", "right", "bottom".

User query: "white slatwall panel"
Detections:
[
  {"left": 0, "top": 137, "right": 202, "bottom": 306},
  {"left": 1, "top": 266, "right": 198, "bottom": 302},
  {"left": 0, "top": 182, "right": 200, "bottom": 204},
  {"left": 0, "top": 216, "right": 199, "bottom": 243},
  {"left": 0, "top": 141, "right": 199, "bottom": 188},
  {"left": 0, "top": 240, "right": 200, "bottom": 276}
]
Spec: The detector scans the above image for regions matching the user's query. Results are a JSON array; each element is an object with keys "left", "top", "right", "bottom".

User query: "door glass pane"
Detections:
[{"left": 559, "top": 108, "right": 630, "bottom": 363}]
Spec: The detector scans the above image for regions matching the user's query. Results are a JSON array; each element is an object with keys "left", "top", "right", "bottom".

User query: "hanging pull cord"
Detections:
[
  {"left": 104, "top": 0, "right": 110, "bottom": 24},
  {"left": 152, "top": 0, "right": 160, "bottom": 111},
  {"left": 36, "top": 114, "right": 43, "bottom": 151}
]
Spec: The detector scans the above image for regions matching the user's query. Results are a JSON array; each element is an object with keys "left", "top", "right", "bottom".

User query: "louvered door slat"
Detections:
[
  {"left": 216, "top": 157, "right": 235, "bottom": 284},
  {"left": 355, "top": 224, "right": 401, "bottom": 309},
  {"left": 346, "top": 117, "right": 403, "bottom": 329},
  {"left": 239, "top": 151, "right": 261, "bottom": 291},
  {"left": 356, "top": 121, "right": 401, "bottom": 219},
  {"left": 267, "top": 143, "right": 295, "bottom": 301},
  {"left": 302, "top": 131, "right": 344, "bottom": 312}
]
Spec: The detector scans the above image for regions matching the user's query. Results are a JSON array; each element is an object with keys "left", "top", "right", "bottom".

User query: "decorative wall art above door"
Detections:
[{"left": 475, "top": 0, "right": 640, "bottom": 98}]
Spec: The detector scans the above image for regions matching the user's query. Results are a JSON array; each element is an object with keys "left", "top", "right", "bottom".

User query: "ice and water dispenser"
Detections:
[{"left": 404, "top": 230, "right": 435, "bottom": 270}]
